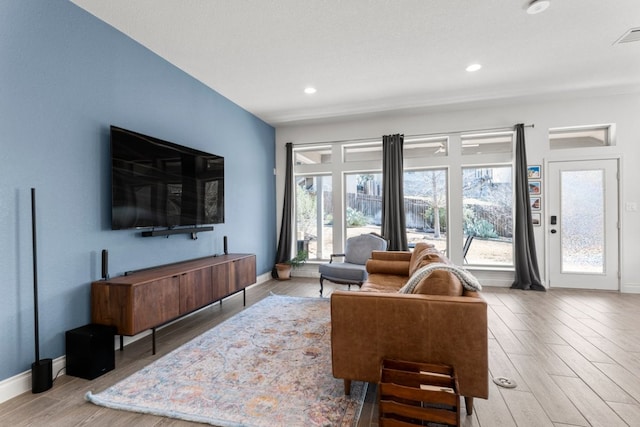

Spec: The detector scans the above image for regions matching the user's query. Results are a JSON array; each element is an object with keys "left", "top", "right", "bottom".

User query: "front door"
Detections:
[{"left": 547, "top": 159, "right": 619, "bottom": 290}]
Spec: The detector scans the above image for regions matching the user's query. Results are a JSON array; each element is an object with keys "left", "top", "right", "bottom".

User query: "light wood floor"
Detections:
[{"left": 1, "top": 279, "right": 640, "bottom": 426}]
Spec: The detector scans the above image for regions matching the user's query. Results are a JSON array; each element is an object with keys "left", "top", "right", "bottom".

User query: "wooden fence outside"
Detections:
[{"left": 342, "top": 192, "right": 512, "bottom": 237}]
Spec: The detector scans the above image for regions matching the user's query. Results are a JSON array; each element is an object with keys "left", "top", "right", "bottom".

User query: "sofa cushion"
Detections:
[
  {"left": 405, "top": 243, "right": 464, "bottom": 296},
  {"left": 408, "top": 242, "right": 432, "bottom": 275},
  {"left": 411, "top": 270, "right": 463, "bottom": 296},
  {"left": 409, "top": 242, "right": 449, "bottom": 276},
  {"left": 370, "top": 250, "right": 412, "bottom": 262},
  {"left": 402, "top": 260, "right": 487, "bottom": 295},
  {"left": 361, "top": 273, "right": 407, "bottom": 292},
  {"left": 399, "top": 265, "right": 463, "bottom": 296},
  {"left": 366, "top": 259, "right": 410, "bottom": 276}
]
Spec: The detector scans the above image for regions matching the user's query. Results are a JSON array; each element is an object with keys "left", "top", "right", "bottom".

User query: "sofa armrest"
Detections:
[{"left": 330, "top": 290, "right": 488, "bottom": 400}]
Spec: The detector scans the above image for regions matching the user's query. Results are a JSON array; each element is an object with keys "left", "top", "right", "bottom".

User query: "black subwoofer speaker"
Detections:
[{"left": 65, "top": 324, "right": 116, "bottom": 380}]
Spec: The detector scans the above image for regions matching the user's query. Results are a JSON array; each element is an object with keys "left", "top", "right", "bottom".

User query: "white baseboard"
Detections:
[
  {"left": 0, "top": 356, "right": 66, "bottom": 404},
  {"left": 621, "top": 283, "right": 640, "bottom": 294},
  {"left": 256, "top": 271, "right": 273, "bottom": 284}
]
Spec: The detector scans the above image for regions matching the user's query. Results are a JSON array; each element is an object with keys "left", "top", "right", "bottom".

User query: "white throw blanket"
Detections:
[{"left": 399, "top": 262, "right": 482, "bottom": 293}]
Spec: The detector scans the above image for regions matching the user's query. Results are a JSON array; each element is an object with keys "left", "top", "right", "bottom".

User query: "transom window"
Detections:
[
  {"left": 294, "top": 145, "right": 331, "bottom": 165},
  {"left": 404, "top": 136, "right": 448, "bottom": 158},
  {"left": 462, "top": 132, "right": 513, "bottom": 155},
  {"left": 549, "top": 124, "right": 614, "bottom": 150},
  {"left": 343, "top": 142, "right": 382, "bottom": 162}
]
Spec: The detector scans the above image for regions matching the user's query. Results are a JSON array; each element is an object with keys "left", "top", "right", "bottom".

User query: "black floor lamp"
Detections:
[{"left": 30, "top": 188, "right": 52, "bottom": 393}]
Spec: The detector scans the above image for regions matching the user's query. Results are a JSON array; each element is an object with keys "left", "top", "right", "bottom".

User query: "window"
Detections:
[
  {"left": 549, "top": 124, "right": 614, "bottom": 150},
  {"left": 344, "top": 173, "right": 382, "bottom": 240},
  {"left": 295, "top": 146, "right": 331, "bottom": 164},
  {"left": 462, "top": 132, "right": 513, "bottom": 155},
  {"left": 404, "top": 136, "right": 448, "bottom": 158},
  {"left": 291, "top": 129, "right": 516, "bottom": 266},
  {"left": 295, "top": 175, "right": 332, "bottom": 260},
  {"left": 462, "top": 166, "right": 513, "bottom": 266},
  {"left": 343, "top": 142, "right": 382, "bottom": 162},
  {"left": 404, "top": 169, "right": 448, "bottom": 254}
]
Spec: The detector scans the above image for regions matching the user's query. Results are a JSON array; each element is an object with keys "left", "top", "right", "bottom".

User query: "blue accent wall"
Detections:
[{"left": 0, "top": 1, "right": 275, "bottom": 380}]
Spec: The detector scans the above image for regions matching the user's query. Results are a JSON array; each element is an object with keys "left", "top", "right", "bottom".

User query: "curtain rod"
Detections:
[{"left": 293, "top": 123, "right": 535, "bottom": 146}]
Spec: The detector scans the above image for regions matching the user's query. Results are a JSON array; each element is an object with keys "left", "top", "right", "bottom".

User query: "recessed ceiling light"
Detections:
[
  {"left": 527, "top": 0, "right": 550, "bottom": 15},
  {"left": 466, "top": 64, "right": 482, "bottom": 72},
  {"left": 304, "top": 87, "right": 317, "bottom": 94}
]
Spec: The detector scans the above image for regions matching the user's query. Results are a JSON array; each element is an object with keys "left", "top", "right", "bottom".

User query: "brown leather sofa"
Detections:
[{"left": 330, "top": 242, "right": 488, "bottom": 415}]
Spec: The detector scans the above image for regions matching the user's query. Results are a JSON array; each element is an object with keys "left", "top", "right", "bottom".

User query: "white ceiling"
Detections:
[{"left": 71, "top": 0, "right": 640, "bottom": 126}]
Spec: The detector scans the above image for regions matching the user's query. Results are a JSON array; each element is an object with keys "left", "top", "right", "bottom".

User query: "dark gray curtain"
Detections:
[
  {"left": 272, "top": 142, "right": 293, "bottom": 278},
  {"left": 511, "top": 124, "right": 545, "bottom": 291},
  {"left": 381, "top": 134, "right": 408, "bottom": 251}
]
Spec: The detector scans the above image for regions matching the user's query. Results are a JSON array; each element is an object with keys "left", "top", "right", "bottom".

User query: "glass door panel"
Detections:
[{"left": 560, "top": 170, "right": 604, "bottom": 273}]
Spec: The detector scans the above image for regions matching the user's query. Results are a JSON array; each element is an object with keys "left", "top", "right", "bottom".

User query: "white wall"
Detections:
[{"left": 275, "top": 91, "right": 640, "bottom": 293}]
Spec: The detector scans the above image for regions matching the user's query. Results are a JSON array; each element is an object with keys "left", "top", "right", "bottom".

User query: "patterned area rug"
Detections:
[{"left": 86, "top": 295, "right": 366, "bottom": 426}]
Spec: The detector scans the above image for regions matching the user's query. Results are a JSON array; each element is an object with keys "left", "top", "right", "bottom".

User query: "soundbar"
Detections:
[{"left": 141, "top": 226, "right": 214, "bottom": 238}]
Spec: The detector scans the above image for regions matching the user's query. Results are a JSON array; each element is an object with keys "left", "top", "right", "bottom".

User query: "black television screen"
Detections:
[{"left": 110, "top": 126, "right": 224, "bottom": 230}]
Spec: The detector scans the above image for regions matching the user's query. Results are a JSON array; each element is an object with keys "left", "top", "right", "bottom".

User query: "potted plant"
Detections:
[{"left": 275, "top": 250, "right": 308, "bottom": 280}]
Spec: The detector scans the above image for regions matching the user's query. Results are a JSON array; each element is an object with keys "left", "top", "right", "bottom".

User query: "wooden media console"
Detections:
[{"left": 91, "top": 254, "right": 256, "bottom": 354}]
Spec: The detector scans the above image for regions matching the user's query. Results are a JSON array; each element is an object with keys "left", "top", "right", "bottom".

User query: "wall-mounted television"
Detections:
[{"left": 110, "top": 126, "right": 224, "bottom": 230}]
